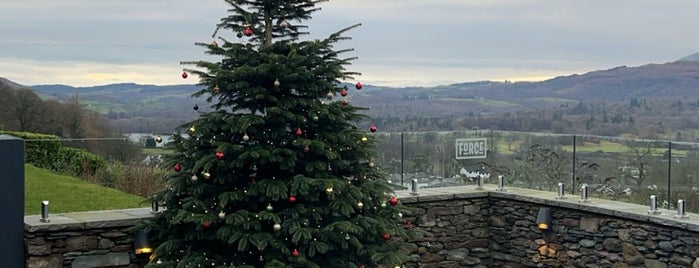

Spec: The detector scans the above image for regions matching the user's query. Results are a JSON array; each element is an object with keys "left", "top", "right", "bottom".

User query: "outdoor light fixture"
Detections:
[
  {"left": 134, "top": 229, "right": 153, "bottom": 255},
  {"left": 648, "top": 195, "right": 661, "bottom": 215},
  {"left": 556, "top": 182, "right": 567, "bottom": 200},
  {"left": 675, "top": 199, "right": 689, "bottom": 219},
  {"left": 134, "top": 229, "right": 153, "bottom": 268},
  {"left": 40, "top": 200, "right": 50, "bottom": 223},
  {"left": 496, "top": 175, "right": 506, "bottom": 191},
  {"left": 476, "top": 175, "right": 485, "bottom": 190},
  {"left": 536, "top": 207, "right": 552, "bottom": 231},
  {"left": 410, "top": 179, "right": 419, "bottom": 195},
  {"left": 579, "top": 183, "right": 591, "bottom": 203}
]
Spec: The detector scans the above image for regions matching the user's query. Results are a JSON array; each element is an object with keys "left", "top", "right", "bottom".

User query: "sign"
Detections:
[{"left": 455, "top": 138, "right": 487, "bottom": 159}]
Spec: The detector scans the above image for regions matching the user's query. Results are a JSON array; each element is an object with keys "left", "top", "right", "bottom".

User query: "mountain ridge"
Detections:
[{"left": 5, "top": 59, "right": 699, "bottom": 132}]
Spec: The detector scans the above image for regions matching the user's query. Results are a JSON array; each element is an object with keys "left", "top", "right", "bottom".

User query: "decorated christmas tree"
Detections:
[{"left": 144, "top": 0, "right": 414, "bottom": 267}]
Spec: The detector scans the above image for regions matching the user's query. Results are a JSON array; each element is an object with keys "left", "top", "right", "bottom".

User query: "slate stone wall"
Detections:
[
  {"left": 24, "top": 187, "right": 699, "bottom": 268},
  {"left": 400, "top": 190, "right": 699, "bottom": 268},
  {"left": 24, "top": 210, "right": 148, "bottom": 268}
]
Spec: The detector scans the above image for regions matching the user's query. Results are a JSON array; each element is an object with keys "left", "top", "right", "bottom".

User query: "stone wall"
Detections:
[
  {"left": 24, "top": 209, "right": 153, "bottom": 268},
  {"left": 24, "top": 186, "right": 699, "bottom": 268},
  {"left": 399, "top": 187, "right": 699, "bottom": 268}
]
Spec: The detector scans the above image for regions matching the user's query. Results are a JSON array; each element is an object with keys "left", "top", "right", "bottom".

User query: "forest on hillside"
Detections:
[{"left": 0, "top": 83, "right": 141, "bottom": 162}]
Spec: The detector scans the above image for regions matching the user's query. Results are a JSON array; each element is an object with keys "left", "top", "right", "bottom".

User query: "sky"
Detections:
[{"left": 2, "top": 0, "right": 699, "bottom": 87}]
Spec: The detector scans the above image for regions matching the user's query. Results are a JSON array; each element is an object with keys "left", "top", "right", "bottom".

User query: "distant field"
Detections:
[
  {"left": 492, "top": 138, "right": 685, "bottom": 156},
  {"left": 142, "top": 147, "right": 173, "bottom": 155},
  {"left": 25, "top": 165, "right": 146, "bottom": 215}
]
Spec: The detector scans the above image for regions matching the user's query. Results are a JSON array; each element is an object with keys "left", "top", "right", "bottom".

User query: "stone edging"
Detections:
[{"left": 24, "top": 208, "right": 154, "bottom": 233}]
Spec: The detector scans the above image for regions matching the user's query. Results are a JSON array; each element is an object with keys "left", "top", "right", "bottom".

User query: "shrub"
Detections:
[
  {"left": 0, "top": 131, "right": 61, "bottom": 168},
  {"left": 52, "top": 146, "right": 107, "bottom": 179}
]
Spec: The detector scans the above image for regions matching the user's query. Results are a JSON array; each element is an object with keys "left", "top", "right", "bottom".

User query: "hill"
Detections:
[
  {"left": 679, "top": 52, "right": 699, "bottom": 61},
  {"left": 13, "top": 59, "right": 699, "bottom": 133},
  {"left": 0, "top": 77, "right": 29, "bottom": 90}
]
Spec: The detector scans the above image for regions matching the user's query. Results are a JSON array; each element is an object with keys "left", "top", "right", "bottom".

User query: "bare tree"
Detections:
[
  {"left": 12, "top": 88, "right": 45, "bottom": 132},
  {"left": 623, "top": 140, "right": 658, "bottom": 186},
  {"left": 523, "top": 144, "right": 570, "bottom": 191}
]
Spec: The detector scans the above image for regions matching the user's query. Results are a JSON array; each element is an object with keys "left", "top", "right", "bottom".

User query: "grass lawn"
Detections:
[{"left": 25, "top": 165, "right": 147, "bottom": 215}]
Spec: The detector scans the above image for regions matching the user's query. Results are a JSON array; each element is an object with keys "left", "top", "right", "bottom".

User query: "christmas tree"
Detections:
[{"left": 144, "top": 0, "right": 414, "bottom": 267}]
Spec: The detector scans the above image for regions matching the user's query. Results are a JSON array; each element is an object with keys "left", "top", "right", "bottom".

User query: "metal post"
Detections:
[
  {"left": 572, "top": 135, "right": 577, "bottom": 195},
  {"left": 648, "top": 195, "right": 660, "bottom": 215},
  {"left": 556, "top": 182, "right": 567, "bottom": 199},
  {"left": 667, "top": 142, "right": 671, "bottom": 209},
  {"left": 675, "top": 199, "right": 689, "bottom": 219},
  {"left": 0, "top": 135, "right": 24, "bottom": 267},
  {"left": 411, "top": 179, "right": 419, "bottom": 195},
  {"left": 400, "top": 132, "right": 404, "bottom": 186},
  {"left": 579, "top": 183, "right": 591, "bottom": 203},
  {"left": 476, "top": 175, "right": 485, "bottom": 190},
  {"left": 150, "top": 199, "right": 159, "bottom": 214},
  {"left": 41, "top": 200, "right": 50, "bottom": 222},
  {"left": 496, "top": 175, "right": 506, "bottom": 191}
]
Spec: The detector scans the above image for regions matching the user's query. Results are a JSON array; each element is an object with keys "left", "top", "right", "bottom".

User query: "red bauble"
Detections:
[
  {"left": 407, "top": 221, "right": 413, "bottom": 229},
  {"left": 340, "top": 88, "right": 348, "bottom": 97},
  {"left": 359, "top": 266, "right": 365, "bottom": 268},
  {"left": 244, "top": 27, "right": 253, "bottom": 36},
  {"left": 289, "top": 195, "right": 297, "bottom": 203},
  {"left": 295, "top": 128, "right": 303, "bottom": 136},
  {"left": 389, "top": 196, "right": 398, "bottom": 206},
  {"left": 342, "top": 100, "right": 348, "bottom": 106},
  {"left": 181, "top": 71, "right": 188, "bottom": 79},
  {"left": 292, "top": 249, "right": 300, "bottom": 257},
  {"left": 202, "top": 222, "right": 211, "bottom": 229},
  {"left": 215, "top": 151, "right": 224, "bottom": 160},
  {"left": 355, "top": 82, "right": 362, "bottom": 90},
  {"left": 370, "top": 124, "right": 377, "bottom": 133},
  {"left": 173, "top": 163, "right": 181, "bottom": 172},
  {"left": 383, "top": 233, "right": 391, "bottom": 240}
]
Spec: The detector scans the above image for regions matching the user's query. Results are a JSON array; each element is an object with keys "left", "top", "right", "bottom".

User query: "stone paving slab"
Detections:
[{"left": 25, "top": 208, "right": 152, "bottom": 233}]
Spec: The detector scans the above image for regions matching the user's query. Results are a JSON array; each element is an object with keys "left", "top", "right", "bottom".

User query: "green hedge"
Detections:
[
  {"left": 0, "top": 131, "right": 106, "bottom": 178},
  {"left": 0, "top": 131, "right": 61, "bottom": 167}
]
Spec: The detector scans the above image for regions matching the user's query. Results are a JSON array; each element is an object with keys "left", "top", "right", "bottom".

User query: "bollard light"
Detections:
[
  {"left": 647, "top": 195, "right": 660, "bottom": 215},
  {"left": 675, "top": 199, "right": 689, "bottom": 219},
  {"left": 579, "top": 184, "right": 591, "bottom": 203},
  {"left": 40, "top": 200, "right": 50, "bottom": 223},
  {"left": 556, "top": 182, "right": 567, "bottom": 200},
  {"left": 410, "top": 179, "right": 419, "bottom": 195},
  {"left": 476, "top": 175, "right": 485, "bottom": 190},
  {"left": 496, "top": 175, "right": 506, "bottom": 192}
]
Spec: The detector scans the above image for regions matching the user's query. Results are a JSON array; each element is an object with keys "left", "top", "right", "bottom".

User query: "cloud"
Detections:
[
  {"left": 2, "top": 0, "right": 699, "bottom": 87},
  {"left": 0, "top": 58, "right": 196, "bottom": 87}
]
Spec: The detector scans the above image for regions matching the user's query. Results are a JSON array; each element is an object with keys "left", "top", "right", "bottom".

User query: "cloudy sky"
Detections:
[{"left": 2, "top": 0, "right": 698, "bottom": 87}]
